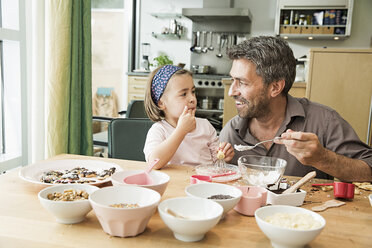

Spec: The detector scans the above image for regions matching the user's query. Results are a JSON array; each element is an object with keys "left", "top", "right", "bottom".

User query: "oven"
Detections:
[{"left": 193, "top": 75, "right": 228, "bottom": 132}]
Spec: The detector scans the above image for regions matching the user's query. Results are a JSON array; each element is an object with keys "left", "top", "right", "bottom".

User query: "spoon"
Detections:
[
  {"left": 311, "top": 199, "right": 345, "bottom": 212},
  {"left": 202, "top": 31, "right": 208, "bottom": 53},
  {"left": 123, "top": 158, "right": 159, "bottom": 185},
  {"left": 234, "top": 137, "right": 281, "bottom": 151},
  {"left": 282, "top": 171, "right": 316, "bottom": 194},
  {"left": 189, "top": 32, "right": 197, "bottom": 52},
  {"left": 208, "top": 31, "right": 214, "bottom": 51},
  {"left": 216, "top": 35, "right": 226, "bottom": 58},
  {"left": 166, "top": 208, "right": 190, "bottom": 219},
  {"left": 194, "top": 31, "right": 202, "bottom": 53}
]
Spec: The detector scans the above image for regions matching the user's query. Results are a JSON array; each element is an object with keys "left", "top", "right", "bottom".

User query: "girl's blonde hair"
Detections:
[{"left": 144, "top": 66, "right": 193, "bottom": 122}]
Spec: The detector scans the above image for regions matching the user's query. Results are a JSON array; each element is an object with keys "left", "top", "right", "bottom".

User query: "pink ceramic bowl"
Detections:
[
  {"left": 89, "top": 186, "right": 161, "bottom": 237},
  {"left": 234, "top": 186, "right": 268, "bottom": 216},
  {"left": 111, "top": 170, "right": 170, "bottom": 196}
]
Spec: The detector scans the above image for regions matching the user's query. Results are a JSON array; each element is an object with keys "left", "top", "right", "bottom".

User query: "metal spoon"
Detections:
[
  {"left": 208, "top": 31, "right": 214, "bottom": 51},
  {"left": 194, "top": 31, "right": 202, "bottom": 53},
  {"left": 216, "top": 35, "right": 226, "bottom": 58},
  {"left": 234, "top": 137, "right": 281, "bottom": 151},
  {"left": 202, "top": 31, "right": 208, "bottom": 53}
]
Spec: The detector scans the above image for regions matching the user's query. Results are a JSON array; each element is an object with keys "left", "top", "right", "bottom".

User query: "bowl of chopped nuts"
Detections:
[
  {"left": 89, "top": 186, "right": 161, "bottom": 237},
  {"left": 38, "top": 184, "right": 99, "bottom": 224},
  {"left": 185, "top": 182, "right": 242, "bottom": 218}
]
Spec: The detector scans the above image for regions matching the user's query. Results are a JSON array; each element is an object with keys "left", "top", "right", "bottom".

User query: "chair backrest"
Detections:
[
  {"left": 108, "top": 118, "right": 153, "bottom": 161},
  {"left": 126, "top": 100, "right": 148, "bottom": 118}
]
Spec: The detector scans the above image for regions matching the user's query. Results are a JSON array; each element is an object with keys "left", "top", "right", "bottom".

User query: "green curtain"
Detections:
[{"left": 46, "top": 0, "right": 93, "bottom": 157}]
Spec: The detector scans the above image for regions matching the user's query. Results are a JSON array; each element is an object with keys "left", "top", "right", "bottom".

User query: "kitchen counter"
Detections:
[{"left": 1, "top": 154, "right": 371, "bottom": 247}]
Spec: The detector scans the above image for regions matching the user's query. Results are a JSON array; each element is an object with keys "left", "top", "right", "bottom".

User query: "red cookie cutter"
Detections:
[{"left": 312, "top": 182, "right": 355, "bottom": 199}]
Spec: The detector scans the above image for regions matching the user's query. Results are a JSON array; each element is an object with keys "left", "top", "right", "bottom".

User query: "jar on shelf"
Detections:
[{"left": 299, "top": 14, "right": 306, "bottom": 25}]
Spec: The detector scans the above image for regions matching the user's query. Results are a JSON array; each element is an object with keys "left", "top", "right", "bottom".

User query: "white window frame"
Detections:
[{"left": 0, "top": 0, "right": 29, "bottom": 173}]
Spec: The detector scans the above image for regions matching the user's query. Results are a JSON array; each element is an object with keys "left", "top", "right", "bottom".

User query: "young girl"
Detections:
[{"left": 143, "top": 64, "right": 234, "bottom": 169}]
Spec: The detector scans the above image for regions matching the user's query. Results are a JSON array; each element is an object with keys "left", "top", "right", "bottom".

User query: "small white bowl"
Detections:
[
  {"left": 89, "top": 186, "right": 160, "bottom": 237},
  {"left": 369, "top": 194, "right": 372, "bottom": 207},
  {"left": 267, "top": 189, "right": 307, "bottom": 206},
  {"left": 158, "top": 197, "right": 223, "bottom": 242},
  {"left": 255, "top": 205, "right": 326, "bottom": 248},
  {"left": 111, "top": 170, "right": 170, "bottom": 196},
  {"left": 185, "top": 183, "right": 242, "bottom": 217},
  {"left": 38, "top": 184, "right": 99, "bottom": 224}
]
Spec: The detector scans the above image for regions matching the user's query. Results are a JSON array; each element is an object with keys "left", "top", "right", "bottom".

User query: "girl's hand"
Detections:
[
  {"left": 218, "top": 142, "right": 235, "bottom": 163},
  {"left": 176, "top": 106, "right": 196, "bottom": 135}
]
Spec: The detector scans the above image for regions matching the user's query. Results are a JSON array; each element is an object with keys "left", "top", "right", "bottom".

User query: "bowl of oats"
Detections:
[
  {"left": 255, "top": 205, "right": 326, "bottom": 248},
  {"left": 89, "top": 186, "right": 161, "bottom": 237},
  {"left": 38, "top": 184, "right": 99, "bottom": 224}
]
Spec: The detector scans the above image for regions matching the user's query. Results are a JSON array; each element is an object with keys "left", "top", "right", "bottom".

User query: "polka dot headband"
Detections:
[{"left": 151, "top": 65, "right": 182, "bottom": 105}]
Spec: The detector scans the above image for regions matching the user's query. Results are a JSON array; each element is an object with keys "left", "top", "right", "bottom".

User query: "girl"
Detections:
[{"left": 143, "top": 64, "right": 234, "bottom": 169}]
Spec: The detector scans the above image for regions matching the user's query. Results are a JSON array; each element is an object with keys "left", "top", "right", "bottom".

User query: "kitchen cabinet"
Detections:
[
  {"left": 306, "top": 48, "right": 372, "bottom": 145},
  {"left": 128, "top": 75, "right": 148, "bottom": 104},
  {"left": 222, "top": 80, "right": 307, "bottom": 127},
  {"left": 275, "top": 0, "right": 353, "bottom": 40}
]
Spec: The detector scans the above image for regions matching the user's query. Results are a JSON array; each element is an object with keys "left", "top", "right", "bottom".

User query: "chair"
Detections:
[
  {"left": 108, "top": 118, "right": 154, "bottom": 161},
  {"left": 118, "top": 100, "right": 148, "bottom": 118},
  {"left": 93, "top": 100, "right": 148, "bottom": 151}
]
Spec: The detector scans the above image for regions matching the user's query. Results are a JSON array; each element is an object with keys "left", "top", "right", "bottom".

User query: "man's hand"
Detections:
[
  {"left": 218, "top": 142, "right": 235, "bottom": 163},
  {"left": 274, "top": 129, "right": 327, "bottom": 166},
  {"left": 176, "top": 106, "right": 196, "bottom": 135}
]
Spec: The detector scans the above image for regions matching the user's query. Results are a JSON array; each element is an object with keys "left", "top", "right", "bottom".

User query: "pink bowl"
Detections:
[
  {"left": 89, "top": 186, "right": 160, "bottom": 237},
  {"left": 234, "top": 186, "right": 267, "bottom": 216}
]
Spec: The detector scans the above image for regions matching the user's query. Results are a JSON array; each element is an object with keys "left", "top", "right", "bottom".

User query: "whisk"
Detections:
[{"left": 215, "top": 143, "right": 228, "bottom": 172}]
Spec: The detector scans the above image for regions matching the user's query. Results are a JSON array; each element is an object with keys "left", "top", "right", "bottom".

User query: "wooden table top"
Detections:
[{"left": 1, "top": 154, "right": 371, "bottom": 248}]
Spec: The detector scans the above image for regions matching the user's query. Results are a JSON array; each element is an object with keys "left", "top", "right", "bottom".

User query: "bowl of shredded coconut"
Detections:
[
  {"left": 255, "top": 205, "right": 326, "bottom": 248},
  {"left": 238, "top": 155, "right": 287, "bottom": 187}
]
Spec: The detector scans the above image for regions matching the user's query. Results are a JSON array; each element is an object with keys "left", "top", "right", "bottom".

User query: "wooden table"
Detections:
[{"left": 1, "top": 154, "right": 371, "bottom": 247}]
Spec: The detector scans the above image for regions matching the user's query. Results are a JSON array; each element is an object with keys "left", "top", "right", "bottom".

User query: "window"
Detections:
[{"left": 0, "top": 0, "right": 28, "bottom": 173}]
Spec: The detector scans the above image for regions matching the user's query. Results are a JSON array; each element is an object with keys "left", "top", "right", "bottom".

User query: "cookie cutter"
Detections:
[{"left": 312, "top": 182, "right": 354, "bottom": 199}]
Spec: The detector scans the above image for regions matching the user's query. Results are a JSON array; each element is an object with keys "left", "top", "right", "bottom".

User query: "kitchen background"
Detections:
[{"left": 92, "top": 0, "right": 372, "bottom": 113}]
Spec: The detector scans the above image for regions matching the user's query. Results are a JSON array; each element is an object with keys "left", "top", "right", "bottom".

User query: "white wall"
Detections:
[
  {"left": 139, "top": 0, "right": 372, "bottom": 66},
  {"left": 139, "top": 0, "right": 201, "bottom": 69}
]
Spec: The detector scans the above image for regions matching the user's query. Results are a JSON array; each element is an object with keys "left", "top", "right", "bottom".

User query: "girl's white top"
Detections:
[{"left": 144, "top": 118, "right": 219, "bottom": 166}]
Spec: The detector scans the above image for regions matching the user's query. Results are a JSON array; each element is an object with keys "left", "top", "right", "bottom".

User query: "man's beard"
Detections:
[{"left": 235, "top": 89, "right": 270, "bottom": 119}]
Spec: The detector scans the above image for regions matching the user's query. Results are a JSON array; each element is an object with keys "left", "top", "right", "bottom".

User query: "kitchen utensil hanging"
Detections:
[
  {"left": 202, "top": 32, "right": 208, "bottom": 53},
  {"left": 208, "top": 32, "right": 214, "bottom": 51},
  {"left": 192, "top": 31, "right": 201, "bottom": 53}
]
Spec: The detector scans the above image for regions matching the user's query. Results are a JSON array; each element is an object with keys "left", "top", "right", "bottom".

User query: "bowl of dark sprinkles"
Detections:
[{"left": 185, "top": 183, "right": 242, "bottom": 218}]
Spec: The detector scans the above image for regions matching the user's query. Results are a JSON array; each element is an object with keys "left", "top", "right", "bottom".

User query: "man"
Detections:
[{"left": 220, "top": 36, "right": 372, "bottom": 181}]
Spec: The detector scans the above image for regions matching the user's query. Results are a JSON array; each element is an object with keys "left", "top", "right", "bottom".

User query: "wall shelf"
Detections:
[
  {"left": 275, "top": 0, "right": 353, "bottom": 40},
  {"left": 151, "top": 32, "right": 183, "bottom": 39},
  {"left": 150, "top": 13, "right": 183, "bottom": 19}
]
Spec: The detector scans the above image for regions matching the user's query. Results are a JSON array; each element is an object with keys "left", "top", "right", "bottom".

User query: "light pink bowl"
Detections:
[
  {"left": 111, "top": 170, "right": 170, "bottom": 196},
  {"left": 234, "top": 186, "right": 268, "bottom": 216},
  {"left": 89, "top": 186, "right": 161, "bottom": 237}
]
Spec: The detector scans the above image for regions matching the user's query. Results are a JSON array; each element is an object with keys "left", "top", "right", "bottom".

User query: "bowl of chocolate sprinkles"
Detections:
[{"left": 185, "top": 183, "right": 242, "bottom": 218}]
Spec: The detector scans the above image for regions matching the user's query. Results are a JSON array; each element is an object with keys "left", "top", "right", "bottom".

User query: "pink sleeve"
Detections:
[
  {"left": 206, "top": 122, "right": 219, "bottom": 163},
  {"left": 143, "top": 123, "right": 166, "bottom": 162}
]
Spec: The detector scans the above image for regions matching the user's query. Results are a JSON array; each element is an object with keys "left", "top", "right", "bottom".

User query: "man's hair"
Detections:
[
  {"left": 144, "top": 67, "right": 193, "bottom": 122},
  {"left": 227, "top": 36, "right": 296, "bottom": 95}
]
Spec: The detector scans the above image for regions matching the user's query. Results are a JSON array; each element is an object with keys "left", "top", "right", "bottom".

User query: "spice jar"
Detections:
[{"left": 299, "top": 14, "right": 306, "bottom": 25}]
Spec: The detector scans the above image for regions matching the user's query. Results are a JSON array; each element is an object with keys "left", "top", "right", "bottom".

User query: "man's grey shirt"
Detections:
[{"left": 220, "top": 95, "right": 372, "bottom": 179}]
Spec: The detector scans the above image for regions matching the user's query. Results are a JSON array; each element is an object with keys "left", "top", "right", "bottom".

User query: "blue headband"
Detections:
[{"left": 151, "top": 65, "right": 182, "bottom": 105}]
